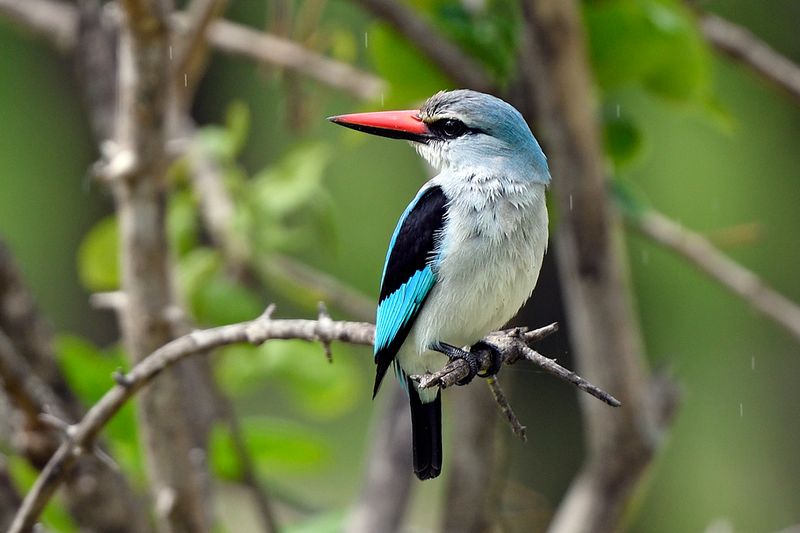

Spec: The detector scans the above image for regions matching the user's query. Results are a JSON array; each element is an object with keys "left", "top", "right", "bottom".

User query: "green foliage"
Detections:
[
  {"left": 418, "top": 0, "right": 520, "bottom": 82},
  {"left": 584, "top": 0, "right": 712, "bottom": 104},
  {"left": 367, "top": 0, "right": 519, "bottom": 105},
  {"left": 77, "top": 215, "right": 119, "bottom": 291},
  {"left": 55, "top": 335, "right": 145, "bottom": 480},
  {"left": 178, "top": 247, "right": 263, "bottom": 326},
  {"left": 168, "top": 189, "right": 200, "bottom": 258},
  {"left": 245, "top": 143, "right": 336, "bottom": 254},
  {"left": 216, "top": 340, "right": 361, "bottom": 420},
  {"left": 211, "top": 416, "right": 329, "bottom": 479},
  {"left": 7, "top": 456, "right": 78, "bottom": 532},
  {"left": 603, "top": 108, "right": 645, "bottom": 169},
  {"left": 367, "top": 24, "right": 453, "bottom": 106}
]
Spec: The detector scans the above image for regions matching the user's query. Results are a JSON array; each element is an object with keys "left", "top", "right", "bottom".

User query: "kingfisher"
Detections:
[{"left": 329, "top": 90, "right": 550, "bottom": 480}]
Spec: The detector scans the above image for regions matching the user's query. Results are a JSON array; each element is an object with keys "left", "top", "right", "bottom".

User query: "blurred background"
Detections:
[{"left": 1, "top": 0, "right": 799, "bottom": 531}]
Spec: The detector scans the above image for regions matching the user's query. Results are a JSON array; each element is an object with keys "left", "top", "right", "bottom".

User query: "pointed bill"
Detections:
[{"left": 328, "top": 110, "right": 432, "bottom": 142}]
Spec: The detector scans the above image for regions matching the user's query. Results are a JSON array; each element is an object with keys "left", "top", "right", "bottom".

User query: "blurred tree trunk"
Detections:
[{"left": 509, "top": 1, "right": 679, "bottom": 531}]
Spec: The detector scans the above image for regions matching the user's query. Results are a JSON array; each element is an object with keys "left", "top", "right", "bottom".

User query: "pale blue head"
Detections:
[
  {"left": 416, "top": 90, "right": 550, "bottom": 184},
  {"left": 329, "top": 89, "right": 550, "bottom": 185}
]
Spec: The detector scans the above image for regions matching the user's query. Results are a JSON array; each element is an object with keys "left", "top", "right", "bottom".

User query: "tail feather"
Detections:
[{"left": 407, "top": 378, "right": 442, "bottom": 480}]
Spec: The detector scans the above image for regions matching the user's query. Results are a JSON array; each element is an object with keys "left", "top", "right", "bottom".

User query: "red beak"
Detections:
[{"left": 328, "top": 110, "right": 432, "bottom": 142}]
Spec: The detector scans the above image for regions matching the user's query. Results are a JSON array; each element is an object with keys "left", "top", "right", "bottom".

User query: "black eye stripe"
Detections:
[{"left": 429, "top": 118, "right": 475, "bottom": 139}]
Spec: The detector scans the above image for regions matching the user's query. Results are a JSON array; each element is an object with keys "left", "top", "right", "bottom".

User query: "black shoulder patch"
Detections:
[
  {"left": 380, "top": 186, "right": 447, "bottom": 301},
  {"left": 373, "top": 186, "right": 448, "bottom": 397}
]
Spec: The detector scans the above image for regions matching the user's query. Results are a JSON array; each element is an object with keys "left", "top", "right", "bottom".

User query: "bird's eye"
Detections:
[{"left": 438, "top": 119, "right": 467, "bottom": 138}]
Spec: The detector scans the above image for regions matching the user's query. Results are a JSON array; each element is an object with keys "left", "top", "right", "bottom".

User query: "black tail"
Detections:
[{"left": 407, "top": 378, "right": 442, "bottom": 480}]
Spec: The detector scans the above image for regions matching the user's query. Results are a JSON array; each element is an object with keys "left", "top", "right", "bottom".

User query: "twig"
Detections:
[
  {"left": 628, "top": 208, "right": 800, "bottom": 343},
  {"left": 486, "top": 377, "right": 526, "bottom": 441},
  {"left": 0, "top": 0, "right": 385, "bottom": 101},
  {"left": 353, "top": 0, "right": 495, "bottom": 93},
  {"left": 0, "top": 329, "right": 64, "bottom": 425},
  {"left": 413, "top": 324, "right": 620, "bottom": 408},
  {"left": 10, "top": 310, "right": 610, "bottom": 531},
  {"left": 173, "top": 0, "right": 229, "bottom": 92},
  {"left": 0, "top": 241, "right": 149, "bottom": 533},
  {"left": 700, "top": 12, "right": 800, "bottom": 104},
  {"left": 204, "top": 17, "right": 385, "bottom": 100}
]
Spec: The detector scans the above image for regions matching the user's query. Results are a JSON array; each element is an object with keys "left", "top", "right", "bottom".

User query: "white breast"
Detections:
[{"left": 397, "top": 176, "right": 548, "bottom": 400}]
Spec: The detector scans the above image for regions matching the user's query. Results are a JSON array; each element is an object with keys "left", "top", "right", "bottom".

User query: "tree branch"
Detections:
[
  {"left": 0, "top": 0, "right": 384, "bottom": 101},
  {"left": 700, "top": 12, "right": 800, "bottom": 104},
  {"left": 627, "top": 207, "right": 800, "bottom": 343},
  {"left": 0, "top": 454, "right": 22, "bottom": 532},
  {"left": 0, "top": 241, "right": 149, "bottom": 533},
  {"left": 102, "top": 2, "right": 218, "bottom": 532},
  {"left": 10, "top": 309, "right": 614, "bottom": 531},
  {"left": 352, "top": 0, "right": 495, "bottom": 93}
]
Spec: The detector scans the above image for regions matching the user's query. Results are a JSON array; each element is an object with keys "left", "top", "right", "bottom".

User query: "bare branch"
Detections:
[
  {"left": 353, "top": 0, "right": 495, "bottom": 93},
  {"left": 486, "top": 376, "right": 526, "bottom": 441},
  {"left": 628, "top": 208, "right": 800, "bottom": 343},
  {"left": 414, "top": 324, "right": 620, "bottom": 408},
  {"left": 103, "top": 2, "right": 219, "bottom": 531},
  {"left": 0, "top": 0, "right": 384, "bottom": 101},
  {"left": 205, "top": 17, "right": 385, "bottom": 100},
  {"left": 0, "top": 0, "right": 76, "bottom": 50},
  {"left": 0, "top": 329, "right": 66, "bottom": 428},
  {"left": 10, "top": 311, "right": 609, "bottom": 531},
  {"left": 0, "top": 241, "right": 149, "bottom": 533},
  {"left": 700, "top": 12, "right": 800, "bottom": 104},
  {"left": 174, "top": 0, "right": 229, "bottom": 91}
]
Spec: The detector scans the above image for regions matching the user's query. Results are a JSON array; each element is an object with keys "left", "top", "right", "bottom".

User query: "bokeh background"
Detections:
[{"left": 1, "top": 0, "right": 799, "bottom": 531}]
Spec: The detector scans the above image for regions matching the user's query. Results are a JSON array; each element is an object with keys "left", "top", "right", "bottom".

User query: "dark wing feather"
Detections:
[{"left": 373, "top": 185, "right": 447, "bottom": 397}]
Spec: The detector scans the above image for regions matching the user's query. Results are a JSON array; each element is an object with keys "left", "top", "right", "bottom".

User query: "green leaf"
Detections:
[
  {"left": 77, "top": 215, "right": 119, "bottom": 291},
  {"left": 585, "top": 0, "right": 712, "bottom": 104},
  {"left": 210, "top": 417, "right": 329, "bottom": 478},
  {"left": 603, "top": 112, "right": 645, "bottom": 168},
  {"left": 216, "top": 340, "right": 362, "bottom": 419},
  {"left": 209, "top": 424, "right": 244, "bottom": 481},
  {"left": 168, "top": 189, "right": 199, "bottom": 258},
  {"left": 177, "top": 247, "right": 262, "bottom": 326},
  {"left": 245, "top": 143, "right": 336, "bottom": 254},
  {"left": 54, "top": 336, "right": 144, "bottom": 480},
  {"left": 225, "top": 100, "right": 250, "bottom": 157}
]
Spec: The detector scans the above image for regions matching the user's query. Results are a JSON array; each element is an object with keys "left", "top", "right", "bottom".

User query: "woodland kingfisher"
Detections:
[{"left": 329, "top": 89, "right": 550, "bottom": 480}]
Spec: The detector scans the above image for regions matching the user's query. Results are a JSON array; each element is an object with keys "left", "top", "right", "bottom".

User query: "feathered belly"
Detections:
[{"left": 397, "top": 220, "right": 547, "bottom": 388}]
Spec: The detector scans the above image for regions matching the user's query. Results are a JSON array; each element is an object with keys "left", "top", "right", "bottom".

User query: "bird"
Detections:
[{"left": 329, "top": 89, "right": 550, "bottom": 480}]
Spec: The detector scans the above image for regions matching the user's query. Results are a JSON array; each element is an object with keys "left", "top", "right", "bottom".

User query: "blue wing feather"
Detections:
[
  {"left": 371, "top": 185, "right": 448, "bottom": 397},
  {"left": 375, "top": 266, "right": 436, "bottom": 353}
]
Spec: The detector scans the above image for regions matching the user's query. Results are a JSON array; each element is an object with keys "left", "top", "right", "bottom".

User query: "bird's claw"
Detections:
[
  {"left": 432, "top": 342, "right": 480, "bottom": 385},
  {"left": 473, "top": 340, "right": 503, "bottom": 378}
]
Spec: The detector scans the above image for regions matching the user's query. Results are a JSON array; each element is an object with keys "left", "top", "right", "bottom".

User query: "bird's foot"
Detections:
[
  {"left": 472, "top": 340, "right": 503, "bottom": 378},
  {"left": 431, "top": 342, "right": 479, "bottom": 385}
]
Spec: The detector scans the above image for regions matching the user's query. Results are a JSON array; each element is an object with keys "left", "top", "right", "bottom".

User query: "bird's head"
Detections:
[{"left": 329, "top": 89, "right": 549, "bottom": 185}]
